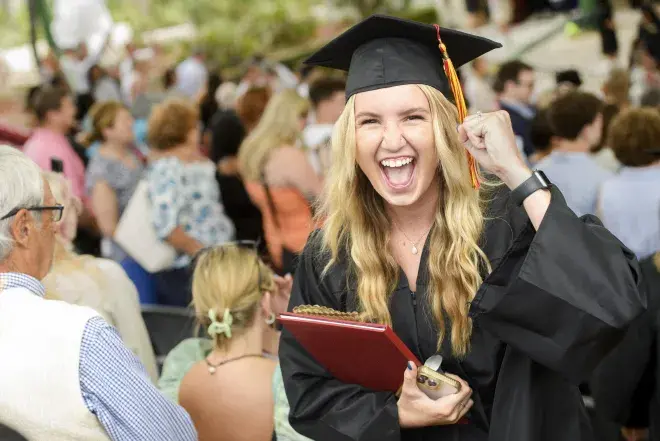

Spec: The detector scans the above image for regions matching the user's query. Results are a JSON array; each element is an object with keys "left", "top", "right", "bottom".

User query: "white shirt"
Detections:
[
  {"left": 175, "top": 57, "right": 207, "bottom": 98},
  {"left": 119, "top": 57, "right": 134, "bottom": 105},
  {"left": 302, "top": 124, "right": 334, "bottom": 176},
  {"left": 60, "top": 54, "right": 100, "bottom": 94}
]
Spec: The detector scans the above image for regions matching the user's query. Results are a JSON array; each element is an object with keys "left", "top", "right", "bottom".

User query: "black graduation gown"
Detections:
[
  {"left": 591, "top": 253, "right": 660, "bottom": 440},
  {"left": 279, "top": 186, "right": 644, "bottom": 441}
]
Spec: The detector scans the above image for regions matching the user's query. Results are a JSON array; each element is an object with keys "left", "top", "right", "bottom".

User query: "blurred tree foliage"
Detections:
[{"left": 0, "top": 0, "right": 431, "bottom": 63}]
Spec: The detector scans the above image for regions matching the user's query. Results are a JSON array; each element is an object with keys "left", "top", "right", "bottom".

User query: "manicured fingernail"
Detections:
[{"left": 407, "top": 362, "right": 413, "bottom": 370}]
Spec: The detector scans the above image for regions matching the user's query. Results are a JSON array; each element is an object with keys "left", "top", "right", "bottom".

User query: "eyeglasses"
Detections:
[{"left": 0, "top": 205, "right": 64, "bottom": 222}]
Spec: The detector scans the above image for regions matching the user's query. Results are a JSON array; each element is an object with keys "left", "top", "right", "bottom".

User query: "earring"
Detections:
[{"left": 265, "top": 313, "right": 276, "bottom": 325}]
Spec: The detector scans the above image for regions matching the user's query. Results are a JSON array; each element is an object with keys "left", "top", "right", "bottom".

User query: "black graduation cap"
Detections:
[{"left": 304, "top": 14, "right": 502, "bottom": 100}]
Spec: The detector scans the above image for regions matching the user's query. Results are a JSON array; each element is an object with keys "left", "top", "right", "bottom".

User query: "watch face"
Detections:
[{"left": 535, "top": 170, "right": 550, "bottom": 187}]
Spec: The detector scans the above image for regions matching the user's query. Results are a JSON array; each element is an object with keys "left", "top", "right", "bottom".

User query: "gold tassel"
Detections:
[{"left": 434, "top": 24, "right": 480, "bottom": 189}]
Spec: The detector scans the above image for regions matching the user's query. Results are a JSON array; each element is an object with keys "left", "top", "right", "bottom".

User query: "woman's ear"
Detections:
[{"left": 260, "top": 291, "right": 274, "bottom": 318}]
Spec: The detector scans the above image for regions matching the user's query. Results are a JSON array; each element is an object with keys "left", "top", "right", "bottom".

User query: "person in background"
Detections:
[
  {"left": 238, "top": 90, "right": 320, "bottom": 274},
  {"left": 41, "top": 171, "right": 158, "bottom": 382},
  {"left": 528, "top": 108, "right": 558, "bottom": 165},
  {"left": 631, "top": 18, "right": 660, "bottom": 105},
  {"left": 22, "top": 87, "right": 96, "bottom": 229},
  {"left": 0, "top": 146, "right": 197, "bottom": 441},
  {"left": 303, "top": 77, "right": 346, "bottom": 176},
  {"left": 537, "top": 91, "right": 610, "bottom": 216},
  {"left": 463, "top": 57, "right": 498, "bottom": 113},
  {"left": 641, "top": 87, "right": 660, "bottom": 107},
  {"left": 465, "top": 0, "right": 487, "bottom": 28},
  {"left": 88, "top": 64, "right": 122, "bottom": 103},
  {"left": 147, "top": 98, "right": 235, "bottom": 306},
  {"left": 555, "top": 69, "right": 583, "bottom": 95},
  {"left": 84, "top": 101, "right": 143, "bottom": 263},
  {"left": 493, "top": 60, "right": 536, "bottom": 158},
  {"left": 592, "top": 102, "right": 622, "bottom": 173},
  {"left": 60, "top": 37, "right": 111, "bottom": 121},
  {"left": 40, "top": 50, "right": 61, "bottom": 86},
  {"left": 296, "top": 65, "right": 316, "bottom": 99},
  {"left": 127, "top": 58, "right": 153, "bottom": 120},
  {"left": 200, "top": 72, "right": 223, "bottom": 132},
  {"left": 215, "top": 81, "right": 238, "bottom": 110},
  {"left": 210, "top": 87, "right": 271, "bottom": 245},
  {"left": 162, "top": 67, "right": 178, "bottom": 95},
  {"left": 119, "top": 42, "right": 138, "bottom": 105},
  {"left": 179, "top": 244, "right": 291, "bottom": 441},
  {"left": 236, "top": 56, "right": 269, "bottom": 98},
  {"left": 599, "top": 108, "right": 660, "bottom": 260},
  {"left": 602, "top": 68, "right": 631, "bottom": 110},
  {"left": 175, "top": 49, "right": 208, "bottom": 99}
]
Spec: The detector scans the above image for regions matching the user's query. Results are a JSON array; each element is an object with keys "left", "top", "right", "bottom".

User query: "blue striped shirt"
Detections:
[{"left": 0, "top": 272, "right": 197, "bottom": 441}]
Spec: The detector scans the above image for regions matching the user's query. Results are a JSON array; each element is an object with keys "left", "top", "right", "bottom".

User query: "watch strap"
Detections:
[{"left": 511, "top": 170, "right": 551, "bottom": 206}]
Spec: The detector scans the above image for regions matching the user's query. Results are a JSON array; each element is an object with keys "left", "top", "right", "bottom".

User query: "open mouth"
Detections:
[{"left": 380, "top": 157, "right": 416, "bottom": 189}]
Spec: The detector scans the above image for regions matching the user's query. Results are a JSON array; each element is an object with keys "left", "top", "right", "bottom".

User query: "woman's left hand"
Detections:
[
  {"left": 273, "top": 273, "right": 294, "bottom": 299},
  {"left": 458, "top": 110, "right": 532, "bottom": 190}
]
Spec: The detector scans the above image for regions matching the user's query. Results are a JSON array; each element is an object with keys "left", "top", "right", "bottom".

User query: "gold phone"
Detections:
[{"left": 416, "top": 365, "right": 460, "bottom": 400}]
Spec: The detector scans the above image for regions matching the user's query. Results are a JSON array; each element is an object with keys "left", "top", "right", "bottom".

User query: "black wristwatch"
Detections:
[{"left": 511, "top": 170, "right": 551, "bottom": 206}]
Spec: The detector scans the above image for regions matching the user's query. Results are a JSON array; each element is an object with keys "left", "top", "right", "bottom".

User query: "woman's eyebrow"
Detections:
[
  {"left": 399, "top": 107, "right": 430, "bottom": 116},
  {"left": 355, "top": 111, "right": 381, "bottom": 119}
]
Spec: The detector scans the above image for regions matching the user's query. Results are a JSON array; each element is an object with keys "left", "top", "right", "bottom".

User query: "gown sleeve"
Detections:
[
  {"left": 590, "top": 254, "right": 660, "bottom": 427},
  {"left": 278, "top": 234, "right": 401, "bottom": 441},
  {"left": 470, "top": 186, "right": 645, "bottom": 384}
]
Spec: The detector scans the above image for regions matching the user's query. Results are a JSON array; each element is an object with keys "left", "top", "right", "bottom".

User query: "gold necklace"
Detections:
[{"left": 393, "top": 220, "right": 431, "bottom": 255}]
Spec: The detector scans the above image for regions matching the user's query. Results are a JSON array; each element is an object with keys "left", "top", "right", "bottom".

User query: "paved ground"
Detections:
[{"left": 474, "top": 6, "right": 642, "bottom": 94}]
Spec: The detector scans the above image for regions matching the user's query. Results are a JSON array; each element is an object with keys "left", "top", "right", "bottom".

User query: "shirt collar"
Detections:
[
  {"left": 0, "top": 273, "right": 45, "bottom": 298},
  {"left": 499, "top": 99, "right": 536, "bottom": 120}
]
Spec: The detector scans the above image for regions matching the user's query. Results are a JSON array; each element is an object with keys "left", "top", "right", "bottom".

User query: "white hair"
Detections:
[
  {"left": 215, "top": 82, "right": 238, "bottom": 110},
  {"left": 0, "top": 146, "right": 44, "bottom": 261}
]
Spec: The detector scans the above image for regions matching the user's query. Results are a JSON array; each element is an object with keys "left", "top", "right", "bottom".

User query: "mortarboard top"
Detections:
[{"left": 304, "top": 14, "right": 502, "bottom": 100}]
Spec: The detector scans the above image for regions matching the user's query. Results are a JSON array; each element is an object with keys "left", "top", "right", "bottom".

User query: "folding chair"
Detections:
[{"left": 141, "top": 305, "right": 198, "bottom": 372}]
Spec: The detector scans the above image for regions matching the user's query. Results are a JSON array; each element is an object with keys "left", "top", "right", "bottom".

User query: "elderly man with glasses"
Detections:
[{"left": 0, "top": 146, "right": 197, "bottom": 441}]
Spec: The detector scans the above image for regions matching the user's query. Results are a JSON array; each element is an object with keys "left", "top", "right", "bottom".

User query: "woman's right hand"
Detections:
[{"left": 397, "top": 362, "right": 474, "bottom": 429}]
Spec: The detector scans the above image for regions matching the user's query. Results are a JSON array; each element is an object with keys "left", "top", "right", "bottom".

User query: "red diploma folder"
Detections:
[{"left": 279, "top": 312, "right": 421, "bottom": 393}]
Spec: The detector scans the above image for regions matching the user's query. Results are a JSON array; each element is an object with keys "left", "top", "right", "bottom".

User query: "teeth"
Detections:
[{"left": 381, "top": 158, "right": 413, "bottom": 168}]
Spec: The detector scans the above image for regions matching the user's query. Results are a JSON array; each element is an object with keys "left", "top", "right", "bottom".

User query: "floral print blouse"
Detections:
[{"left": 147, "top": 157, "right": 235, "bottom": 269}]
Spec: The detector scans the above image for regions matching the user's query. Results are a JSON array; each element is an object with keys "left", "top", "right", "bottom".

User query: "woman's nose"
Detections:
[{"left": 381, "top": 123, "right": 405, "bottom": 150}]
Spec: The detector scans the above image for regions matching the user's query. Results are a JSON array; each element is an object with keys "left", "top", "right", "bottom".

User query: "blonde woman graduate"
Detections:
[{"left": 279, "top": 14, "right": 645, "bottom": 441}]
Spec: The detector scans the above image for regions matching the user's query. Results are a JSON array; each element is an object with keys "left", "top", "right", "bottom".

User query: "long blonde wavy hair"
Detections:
[
  {"left": 238, "top": 89, "right": 309, "bottom": 181},
  {"left": 319, "top": 85, "right": 490, "bottom": 356}
]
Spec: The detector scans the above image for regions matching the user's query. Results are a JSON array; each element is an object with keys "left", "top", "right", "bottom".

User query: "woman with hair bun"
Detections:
[{"left": 179, "top": 244, "right": 292, "bottom": 441}]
